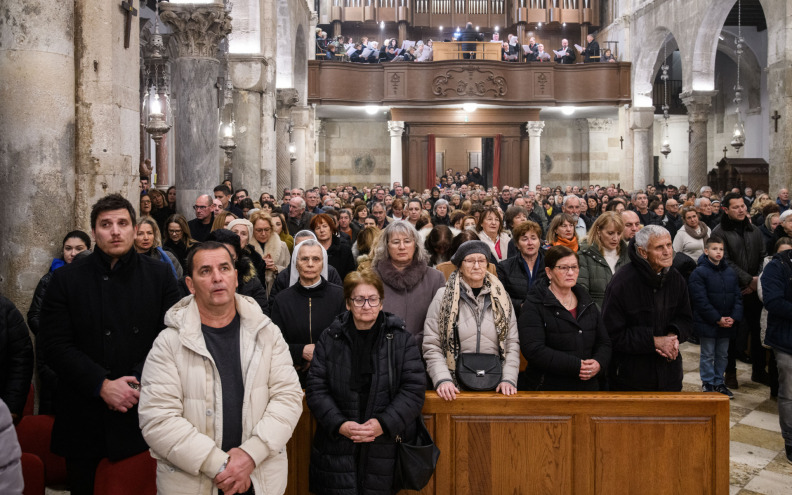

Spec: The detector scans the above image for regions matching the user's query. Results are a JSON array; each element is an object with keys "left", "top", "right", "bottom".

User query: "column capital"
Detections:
[
  {"left": 160, "top": 3, "right": 232, "bottom": 59},
  {"left": 276, "top": 88, "right": 300, "bottom": 109},
  {"left": 388, "top": 120, "right": 405, "bottom": 137},
  {"left": 526, "top": 121, "right": 545, "bottom": 137},
  {"left": 629, "top": 106, "right": 655, "bottom": 130},
  {"left": 291, "top": 106, "right": 311, "bottom": 128},
  {"left": 587, "top": 118, "right": 613, "bottom": 132},
  {"left": 680, "top": 90, "right": 718, "bottom": 123},
  {"left": 315, "top": 119, "right": 326, "bottom": 137}
]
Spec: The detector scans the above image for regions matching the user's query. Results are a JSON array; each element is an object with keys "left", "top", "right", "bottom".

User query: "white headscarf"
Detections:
[
  {"left": 228, "top": 219, "right": 257, "bottom": 252},
  {"left": 289, "top": 239, "right": 329, "bottom": 287}
]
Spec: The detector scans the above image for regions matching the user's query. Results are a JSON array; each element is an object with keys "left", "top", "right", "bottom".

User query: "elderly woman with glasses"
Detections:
[
  {"left": 271, "top": 239, "right": 345, "bottom": 387},
  {"left": 518, "top": 246, "right": 611, "bottom": 391},
  {"left": 371, "top": 222, "right": 446, "bottom": 348},
  {"left": 306, "top": 270, "right": 426, "bottom": 494},
  {"left": 423, "top": 241, "right": 520, "bottom": 399}
]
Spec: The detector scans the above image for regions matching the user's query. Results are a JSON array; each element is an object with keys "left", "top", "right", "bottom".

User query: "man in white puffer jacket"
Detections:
[{"left": 139, "top": 242, "right": 303, "bottom": 495}]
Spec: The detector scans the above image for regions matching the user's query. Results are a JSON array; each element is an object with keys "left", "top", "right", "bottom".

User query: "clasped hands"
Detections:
[
  {"left": 578, "top": 359, "right": 601, "bottom": 380},
  {"left": 339, "top": 419, "right": 383, "bottom": 443},
  {"left": 654, "top": 334, "right": 680, "bottom": 361},
  {"left": 214, "top": 448, "right": 255, "bottom": 495}
]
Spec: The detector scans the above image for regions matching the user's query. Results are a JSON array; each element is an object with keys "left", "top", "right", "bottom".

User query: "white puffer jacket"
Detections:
[{"left": 138, "top": 294, "right": 304, "bottom": 495}]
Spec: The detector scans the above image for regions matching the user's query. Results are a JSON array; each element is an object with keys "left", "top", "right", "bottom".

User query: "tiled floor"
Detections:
[
  {"left": 45, "top": 342, "right": 791, "bottom": 494},
  {"left": 680, "top": 342, "right": 792, "bottom": 495}
]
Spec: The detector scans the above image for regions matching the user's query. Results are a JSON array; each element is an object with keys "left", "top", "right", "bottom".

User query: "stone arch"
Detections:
[
  {"left": 633, "top": 27, "right": 677, "bottom": 107},
  {"left": 691, "top": 0, "right": 768, "bottom": 91},
  {"left": 294, "top": 24, "right": 308, "bottom": 104},
  {"left": 276, "top": 0, "right": 294, "bottom": 88}
]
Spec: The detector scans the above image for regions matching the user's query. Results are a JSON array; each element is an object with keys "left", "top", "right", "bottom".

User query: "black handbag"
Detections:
[
  {"left": 454, "top": 322, "right": 503, "bottom": 391},
  {"left": 387, "top": 333, "right": 440, "bottom": 491}
]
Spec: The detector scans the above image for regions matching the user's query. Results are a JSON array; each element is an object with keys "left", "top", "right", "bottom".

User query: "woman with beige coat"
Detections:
[{"left": 423, "top": 240, "right": 520, "bottom": 400}]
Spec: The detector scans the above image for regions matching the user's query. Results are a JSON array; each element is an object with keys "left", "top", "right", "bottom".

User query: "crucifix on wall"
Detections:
[
  {"left": 772, "top": 110, "right": 781, "bottom": 133},
  {"left": 121, "top": 1, "right": 138, "bottom": 49},
  {"left": 688, "top": 126, "right": 693, "bottom": 143}
]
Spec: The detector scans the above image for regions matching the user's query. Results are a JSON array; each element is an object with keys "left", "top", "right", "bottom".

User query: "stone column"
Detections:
[
  {"left": 0, "top": 0, "right": 76, "bottom": 306},
  {"left": 276, "top": 89, "right": 299, "bottom": 194},
  {"left": 315, "top": 119, "right": 327, "bottom": 185},
  {"left": 388, "top": 121, "right": 406, "bottom": 186},
  {"left": 526, "top": 121, "right": 545, "bottom": 190},
  {"left": 587, "top": 119, "right": 613, "bottom": 185},
  {"left": 229, "top": 55, "right": 268, "bottom": 196},
  {"left": 768, "top": 62, "right": 792, "bottom": 190},
  {"left": 291, "top": 106, "right": 311, "bottom": 190},
  {"left": 73, "top": 0, "right": 142, "bottom": 232},
  {"left": 681, "top": 91, "right": 716, "bottom": 194},
  {"left": 160, "top": 2, "right": 231, "bottom": 217},
  {"left": 630, "top": 107, "right": 655, "bottom": 191}
]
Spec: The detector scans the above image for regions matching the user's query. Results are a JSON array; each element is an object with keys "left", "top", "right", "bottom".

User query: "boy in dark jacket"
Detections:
[{"left": 689, "top": 236, "right": 744, "bottom": 398}]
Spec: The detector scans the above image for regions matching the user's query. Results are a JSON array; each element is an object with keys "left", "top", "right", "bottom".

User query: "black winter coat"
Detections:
[
  {"left": 712, "top": 216, "right": 765, "bottom": 288},
  {"left": 270, "top": 278, "right": 346, "bottom": 386},
  {"left": 518, "top": 281, "right": 611, "bottom": 391},
  {"left": 39, "top": 248, "right": 180, "bottom": 460},
  {"left": 27, "top": 263, "right": 60, "bottom": 413},
  {"left": 496, "top": 251, "right": 545, "bottom": 315},
  {"left": 306, "top": 312, "right": 426, "bottom": 495},
  {"left": 326, "top": 234, "right": 357, "bottom": 281},
  {"left": 601, "top": 240, "right": 693, "bottom": 392},
  {"left": 689, "top": 254, "right": 744, "bottom": 339},
  {"left": 267, "top": 264, "right": 343, "bottom": 313},
  {"left": 0, "top": 296, "right": 33, "bottom": 417},
  {"left": 762, "top": 250, "right": 792, "bottom": 354}
]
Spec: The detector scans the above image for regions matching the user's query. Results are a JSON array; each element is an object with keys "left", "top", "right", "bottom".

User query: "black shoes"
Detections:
[
  {"left": 786, "top": 445, "right": 792, "bottom": 465},
  {"left": 725, "top": 370, "right": 739, "bottom": 389},
  {"left": 751, "top": 372, "right": 771, "bottom": 386},
  {"left": 702, "top": 383, "right": 714, "bottom": 392},
  {"left": 714, "top": 384, "right": 734, "bottom": 399}
]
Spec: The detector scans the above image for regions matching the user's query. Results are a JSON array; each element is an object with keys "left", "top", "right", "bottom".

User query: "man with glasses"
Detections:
[
  {"left": 188, "top": 194, "right": 214, "bottom": 242},
  {"left": 662, "top": 198, "right": 682, "bottom": 239},
  {"left": 602, "top": 225, "right": 693, "bottom": 391}
]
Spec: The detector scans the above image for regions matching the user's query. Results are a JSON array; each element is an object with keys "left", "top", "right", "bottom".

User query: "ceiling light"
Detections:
[
  {"left": 462, "top": 103, "right": 478, "bottom": 113},
  {"left": 495, "top": 26, "right": 499, "bottom": 32},
  {"left": 561, "top": 106, "right": 575, "bottom": 116},
  {"left": 365, "top": 106, "right": 379, "bottom": 115}
]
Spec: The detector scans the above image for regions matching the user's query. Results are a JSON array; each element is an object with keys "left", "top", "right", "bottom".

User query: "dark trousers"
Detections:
[
  {"left": 727, "top": 292, "right": 764, "bottom": 373},
  {"left": 66, "top": 457, "right": 102, "bottom": 495}
]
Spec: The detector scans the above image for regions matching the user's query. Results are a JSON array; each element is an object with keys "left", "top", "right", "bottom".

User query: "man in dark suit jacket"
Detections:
[
  {"left": 524, "top": 37, "right": 539, "bottom": 62},
  {"left": 40, "top": 194, "right": 180, "bottom": 495},
  {"left": 554, "top": 38, "right": 576, "bottom": 64},
  {"left": 581, "top": 34, "right": 600, "bottom": 63},
  {"left": 458, "top": 22, "right": 483, "bottom": 59}
]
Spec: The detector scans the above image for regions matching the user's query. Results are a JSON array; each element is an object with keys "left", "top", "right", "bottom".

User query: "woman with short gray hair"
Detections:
[{"left": 371, "top": 222, "right": 446, "bottom": 347}]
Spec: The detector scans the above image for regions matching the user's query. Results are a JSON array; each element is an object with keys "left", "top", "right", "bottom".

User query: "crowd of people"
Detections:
[
  {"left": 2, "top": 171, "right": 791, "bottom": 493},
  {"left": 316, "top": 23, "right": 617, "bottom": 64}
]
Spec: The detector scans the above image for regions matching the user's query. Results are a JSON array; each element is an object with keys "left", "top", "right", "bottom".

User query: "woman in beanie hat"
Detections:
[{"left": 423, "top": 240, "right": 520, "bottom": 399}]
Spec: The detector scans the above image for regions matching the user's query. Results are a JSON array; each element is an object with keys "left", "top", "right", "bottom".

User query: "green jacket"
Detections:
[{"left": 578, "top": 241, "right": 630, "bottom": 309}]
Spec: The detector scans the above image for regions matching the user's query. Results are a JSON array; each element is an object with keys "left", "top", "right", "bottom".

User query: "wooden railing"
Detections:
[{"left": 285, "top": 392, "right": 730, "bottom": 494}]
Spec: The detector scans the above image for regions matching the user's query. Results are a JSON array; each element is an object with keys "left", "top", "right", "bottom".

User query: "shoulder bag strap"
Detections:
[{"left": 386, "top": 332, "right": 394, "bottom": 400}]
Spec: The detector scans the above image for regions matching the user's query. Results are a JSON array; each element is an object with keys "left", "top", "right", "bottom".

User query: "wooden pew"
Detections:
[{"left": 286, "top": 392, "right": 729, "bottom": 494}]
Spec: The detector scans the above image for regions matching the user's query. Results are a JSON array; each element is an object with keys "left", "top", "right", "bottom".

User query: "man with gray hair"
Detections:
[
  {"left": 699, "top": 186, "right": 713, "bottom": 199},
  {"left": 695, "top": 196, "right": 719, "bottom": 229},
  {"left": 601, "top": 225, "right": 693, "bottom": 391},
  {"left": 286, "top": 196, "right": 314, "bottom": 236},
  {"left": 562, "top": 195, "right": 588, "bottom": 238}
]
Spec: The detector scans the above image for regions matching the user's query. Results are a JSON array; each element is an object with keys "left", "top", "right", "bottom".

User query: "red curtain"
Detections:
[
  {"left": 427, "top": 134, "right": 436, "bottom": 189},
  {"left": 493, "top": 134, "right": 502, "bottom": 189}
]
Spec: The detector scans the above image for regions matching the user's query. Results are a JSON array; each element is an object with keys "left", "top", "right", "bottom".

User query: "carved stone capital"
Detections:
[
  {"left": 526, "top": 121, "right": 545, "bottom": 137},
  {"left": 388, "top": 121, "right": 405, "bottom": 137},
  {"left": 680, "top": 91, "right": 717, "bottom": 123},
  {"left": 629, "top": 106, "right": 655, "bottom": 130},
  {"left": 160, "top": 3, "right": 232, "bottom": 59},
  {"left": 277, "top": 88, "right": 300, "bottom": 109},
  {"left": 291, "top": 106, "right": 311, "bottom": 128},
  {"left": 315, "top": 119, "right": 326, "bottom": 137},
  {"left": 587, "top": 118, "right": 613, "bottom": 132},
  {"left": 575, "top": 118, "right": 589, "bottom": 132},
  {"left": 229, "top": 55, "right": 269, "bottom": 92}
]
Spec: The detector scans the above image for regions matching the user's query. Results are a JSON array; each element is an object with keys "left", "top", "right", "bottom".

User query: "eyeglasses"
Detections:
[
  {"left": 255, "top": 228, "right": 271, "bottom": 234},
  {"left": 350, "top": 296, "right": 381, "bottom": 307},
  {"left": 193, "top": 205, "right": 209, "bottom": 210},
  {"left": 168, "top": 229, "right": 182, "bottom": 235},
  {"left": 389, "top": 239, "right": 414, "bottom": 247},
  {"left": 553, "top": 265, "right": 580, "bottom": 273},
  {"left": 463, "top": 258, "right": 488, "bottom": 266}
]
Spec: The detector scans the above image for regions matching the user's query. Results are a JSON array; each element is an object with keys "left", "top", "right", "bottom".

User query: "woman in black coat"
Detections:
[
  {"left": 497, "top": 221, "right": 545, "bottom": 316},
  {"left": 306, "top": 270, "right": 426, "bottom": 495},
  {"left": 271, "top": 240, "right": 346, "bottom": 386},
  {"left": 312, "top": 213, "right": 357, "bottom": 281},
  {"left": 518, "top": 246, "right": 611, "bottom": 391},
  {"left": 1, "top": 295, "right": 34, "bottom": 420}
]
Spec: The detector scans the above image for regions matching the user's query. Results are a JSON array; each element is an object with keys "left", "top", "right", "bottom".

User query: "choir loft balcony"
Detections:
[{"left": 307, "top": 59, "right": 631, "bottom": 107}]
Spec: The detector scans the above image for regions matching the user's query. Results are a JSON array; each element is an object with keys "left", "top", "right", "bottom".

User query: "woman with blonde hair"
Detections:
[
  {"left": 134, "top": 217, "right": 182, "bottom": 279},
  {"left": 476, "top": 206, "right": 511, "bottom": 262},
  {"left": 211, "top": 211, "right": 237, "bottom": 231},
  {"left": 244, "top": 212, "right": 290, "bottom": 296},
  {"left": 577, "top": 212, "right": 628, "bottom": 308},
  {"left": 352, "top": 225, "right": 381, "bottom": 269}
]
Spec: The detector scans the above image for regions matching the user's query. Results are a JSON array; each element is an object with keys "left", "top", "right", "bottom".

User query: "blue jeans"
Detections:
[
  {"left": 775, "top": 349, "right": 792, "bottom": 447},
  {"left": 700, "top": 337, "right": 730, "bottom": 386}
]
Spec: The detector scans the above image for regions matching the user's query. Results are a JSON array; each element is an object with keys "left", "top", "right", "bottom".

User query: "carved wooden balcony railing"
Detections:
[
  {"left": 308, "top": 59, "right": 631, "bottom": 107},
  {"left": 329, "top": 0, "right": 600, "bottom": 28}
]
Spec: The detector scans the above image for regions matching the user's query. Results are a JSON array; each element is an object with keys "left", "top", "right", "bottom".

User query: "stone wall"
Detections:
[{"left": 319, "top": 120, "right": 391, "bottom": 188}]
